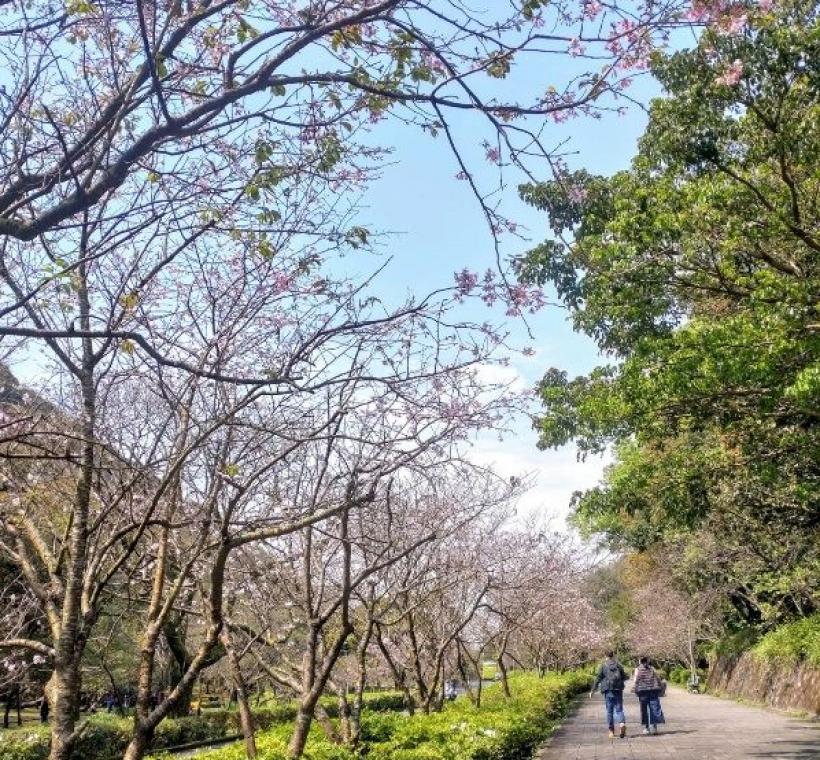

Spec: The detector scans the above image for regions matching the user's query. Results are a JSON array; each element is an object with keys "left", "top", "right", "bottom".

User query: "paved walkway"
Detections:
[{"left": 540, "top": 688, "right": 819, "bottom": 759}]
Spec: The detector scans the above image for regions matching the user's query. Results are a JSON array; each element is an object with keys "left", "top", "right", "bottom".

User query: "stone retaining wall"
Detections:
[{"left": 708, "top": 651, "right": 820, "bottom": 715}]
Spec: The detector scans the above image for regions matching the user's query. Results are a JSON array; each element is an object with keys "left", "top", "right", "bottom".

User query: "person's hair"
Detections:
[
  {"left": 639, "top": 656, "right": 649, "bottom": 665},
  {"left": 606, "top": 650, "right": 615, "bottom": 659}
]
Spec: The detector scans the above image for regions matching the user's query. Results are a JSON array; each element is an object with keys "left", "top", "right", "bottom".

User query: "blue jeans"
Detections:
[
  {"left": 638, "top": 689, "right": 660, "bottom": 727},
  {"left": 604, "top": 690, "right": 625, "bottom": 730}
]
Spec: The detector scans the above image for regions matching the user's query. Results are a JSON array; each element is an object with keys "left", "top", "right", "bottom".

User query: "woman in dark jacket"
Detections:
[{"left": 632, "top": 657, "right": 665, "bottom": 734}]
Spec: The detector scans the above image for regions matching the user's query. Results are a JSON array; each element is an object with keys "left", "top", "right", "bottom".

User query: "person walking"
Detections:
[
  {"left": 632, "top": 656, "right": 666, "bottom": 735},
  {"left": 591, "top": 650, "right": 627, "bottom": 738}
]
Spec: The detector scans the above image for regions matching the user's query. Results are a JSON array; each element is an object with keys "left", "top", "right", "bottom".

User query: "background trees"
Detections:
[
  {"left": 518, "top": 0, "right": 819, "bottom": 655},
  {"left": 4, "top": 0, "right": 791, "bottom": 758}
]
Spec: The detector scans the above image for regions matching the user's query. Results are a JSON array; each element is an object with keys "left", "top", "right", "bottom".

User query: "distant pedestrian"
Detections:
[
  {"left": 591, "top": 650, "right": 627, "bottom": 739},
  {"left": 632, "top": 656, "right": 666, "bottom": 735},
  {"left": 39, "top": 694, "right": 49, "bottom": 724}
]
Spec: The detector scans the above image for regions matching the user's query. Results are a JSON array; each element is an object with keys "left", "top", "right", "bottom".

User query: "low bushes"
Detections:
[
  {"left": 0, "top": 678, "right": 585, "bottom": 760},
  {"left": 753, "top": 614, "right": 820, "bottom": 667},
  {"left": 187, "top": 671, "right": 587, "bottom": 760},
  {"left": 0, "top": 692, "right": 406, "bottom": 760},
  {"left": 242, "top": 692, "right": 407, "bottom": 732},
  {"left": 666, "top": 666, "right": 707, "bottom": 687},
  {"left": 364, "top": 671, "right": 587, "bottom": 760},
  {"left": 0, "top": 712, "right": 231, "bottom": 760}
]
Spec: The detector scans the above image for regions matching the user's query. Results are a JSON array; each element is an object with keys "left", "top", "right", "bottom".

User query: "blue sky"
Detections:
[{"left": 354, "top": 66, "right": 666, "bottom": 526}]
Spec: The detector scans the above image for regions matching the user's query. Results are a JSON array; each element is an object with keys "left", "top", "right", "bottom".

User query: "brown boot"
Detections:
[{"left": 619, "top": 723, "right": 626, "bottom": 738}]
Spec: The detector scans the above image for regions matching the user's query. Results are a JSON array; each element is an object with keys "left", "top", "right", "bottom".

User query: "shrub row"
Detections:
[
  {"left": 753, "top": 613, "right": 820, "bottom": 667},
  {"left": 0, "top": 712, "right": 231, "bottom": 760},
  {"left": 0, "top": 692, "right": 407, "bottom": 760},
  {"left": 188, "top": 671, "right": 588, "bottom": 760},
  {"left": 665, "top": 665, "right": 707, "bottom": 687},
  {"left": 364, "top": 672, "right": 588, "bottom": 760}
]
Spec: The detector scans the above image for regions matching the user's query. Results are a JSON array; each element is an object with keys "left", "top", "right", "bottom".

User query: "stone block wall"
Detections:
[{"left": 708, "top": 651, "right": 820, "bottom": 715}]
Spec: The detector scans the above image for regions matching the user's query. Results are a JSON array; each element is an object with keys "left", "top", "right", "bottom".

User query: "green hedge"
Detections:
[
  {"left": 710, "top": 627, "right": 760, "bottom": 660},
  {"left": 364, "top": 672, "right": 587, "bottom": 760},
  {"left": 753, "top": 614, "right": 820, "bottom": 667},
  {"left": 187, "top": 671, "right": 587, "bottom": 760},
  {"left": 0, "top": 692, "right": 407, "bottom": 760},
  {"left": 666, "top": 666, "right": 707, "bottom": 687},
  {"left": 0, "top": 712, "right": 231, "bottom": 760},
  {"left": 0, "top": 679, "right": 586, "bottom": 760}
]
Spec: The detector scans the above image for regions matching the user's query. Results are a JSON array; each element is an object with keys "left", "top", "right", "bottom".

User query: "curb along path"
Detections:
[{"left": 540, "top": 687, "right": 819, "bottom": 759}]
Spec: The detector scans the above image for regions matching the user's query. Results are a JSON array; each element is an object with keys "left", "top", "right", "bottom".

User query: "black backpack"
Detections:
[{"left": 600, "top": 660, "right": 625, "bottom": 692}]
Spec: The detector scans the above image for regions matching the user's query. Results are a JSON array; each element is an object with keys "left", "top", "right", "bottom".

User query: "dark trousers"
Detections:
[
  {"left": 638, "top": 689, "right": 660, "bottom": 727},
  {"left": 604, "top": 690, "right": 625, "bottom": 730}
]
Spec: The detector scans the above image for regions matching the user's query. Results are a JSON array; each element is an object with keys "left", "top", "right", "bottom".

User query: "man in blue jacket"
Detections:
[{"left": 591, "top": 651, "right": 627, "bottom": 738}]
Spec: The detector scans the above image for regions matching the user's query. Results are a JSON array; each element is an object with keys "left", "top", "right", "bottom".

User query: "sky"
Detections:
[
  {"left": 2, "top": 11, "right": 680, "bottom": 529},
  {"left": 350, "top": 65, "right": 667, "bottom": 527}
]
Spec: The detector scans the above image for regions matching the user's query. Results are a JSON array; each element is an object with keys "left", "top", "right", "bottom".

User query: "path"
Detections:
[{"left": 540, "top": 687, "right": 819, "bottom": 759}]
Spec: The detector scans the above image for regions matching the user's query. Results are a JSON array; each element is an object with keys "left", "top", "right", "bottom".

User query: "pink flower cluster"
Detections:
[
  {"left": 484, "top": 145, "right": 502, "bottom": 164},
  {"left": 453, "top": 269, "right": 547, "bottom": 316},
  {"left": 715, "top": 58, "right": 744, "bottom": 86},
  {"left": 454, "top": 268, "right": 479, "bottom": 297},
  {"left": 687, "top": 0, "right": 756, "bottom": 33},
  {"left": 584, "top": 0, "right": 604, "bottom": 20},
  {"left": 271, "top": 270, "right": 293, "bottom": 294}
]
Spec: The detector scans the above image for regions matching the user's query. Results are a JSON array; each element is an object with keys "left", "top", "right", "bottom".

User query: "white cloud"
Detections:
[{"left": 468, "top": 429, "right": 610, "bottom": 528}]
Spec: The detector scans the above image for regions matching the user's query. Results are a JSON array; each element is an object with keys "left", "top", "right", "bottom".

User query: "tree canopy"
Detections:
[{"left": 518, "top": 0, "right": 820, "bottom": 625}]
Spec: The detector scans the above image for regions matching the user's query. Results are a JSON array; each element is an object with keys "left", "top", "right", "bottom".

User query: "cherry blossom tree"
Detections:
[{"left": 0, "top": 2, "right": 749, "bottom": 758}]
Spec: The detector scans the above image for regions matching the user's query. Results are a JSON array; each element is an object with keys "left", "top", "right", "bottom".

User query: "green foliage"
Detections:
[
  {"left": 0, "top": 693, "right": 408, "bottom": 760},
  {"left": 667, "top": 666, "right": 707, "bottom": 687},
  {"left": 174, "top": 673, "right": 586, "bottom": 760},
  {"left": 753, "top": 614, "right": 820, "bottom": 666},
  {"left": 0, "top": 712, "right": 229, "bottom": 760},
  {"left": 711, "top": 628, "right": 761, "bottom": 660},
  {"left": 518, "top": 0, "right": 820, "bottom": 626},
  {"left": 364, "top": 672, "right": 587, "bottom": 760},
  {"left": 173, "top": 721, "right": 356, "bottom": 760}
]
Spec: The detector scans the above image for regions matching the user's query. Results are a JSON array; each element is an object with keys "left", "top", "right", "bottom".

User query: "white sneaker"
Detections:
[{"left": 642, "top": 728, "right": 650, "bottom": 735}]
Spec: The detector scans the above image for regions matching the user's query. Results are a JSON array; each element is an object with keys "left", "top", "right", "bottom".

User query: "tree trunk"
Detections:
[
  {"left": 314, "top": 703, "right": 341, "bottom": 744},
  {"left": 496, "top": 634, "right": 511, "bottom": 699},
  {"left": 288, "top": 707, "right": 314, "bottom": 759},
  {"left": 349, "top": 620, "right": 373, "bottom": 746},
  {"left": 456, "top": 650, "right": 476, "bottom": 706},
  {"left": 163, "top": 618, "right": 193, "bottom": 717},
  {"left": 48, "top": 661, "right": 82, "bottom": 760},
  {"left": 497, "top": 655, "right": 511, "bottom": 698},
  {"left": 222, "top": 627, "right": 256, "bottom": 759},
  {"left": 336, "top": 689, "right": 352, "bottom": 745},
  {"left": 473, "top": 657, "right": 483, "bottom": 709},
  {"left": 375, "top": 625, "right": 414, "bottom": 715},
  {"left": 122, "top": 728, "right": 151, "bottom": 760}
]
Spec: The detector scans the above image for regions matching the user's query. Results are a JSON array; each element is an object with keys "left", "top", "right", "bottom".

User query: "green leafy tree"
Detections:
[{"left": 519, "top": 0, "right": 820, "bottom": 624}]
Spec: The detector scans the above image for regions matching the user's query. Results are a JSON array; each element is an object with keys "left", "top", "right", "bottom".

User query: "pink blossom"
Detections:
[
  {"left": 485, "top": 146, "right": 501, "bottom": 164},
  {"left": 715, "top": 58, "right": 744, "bottom": 86},
  {"left": 719, "top": 11, "right": 748, "bottom": 33},
  {"left": 271, "top": 270, "right": 293, "bottom": 294},
  {"left": 584, "top": 0, "right": 603, "bottom": 20},
  {"left": 686, "top": 2, "right": 711, "bottom": 22},
  {"left": 568, "top": 185, "right": 588, "bottom": 204},
  {"left": 454, "top": 269, "right": 479, "bottom": 296},
  {"left": 568, "top": 37, "right": 586, "bottom": 57}
]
